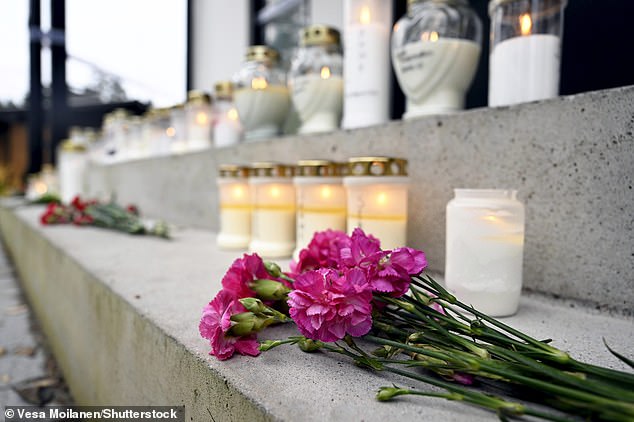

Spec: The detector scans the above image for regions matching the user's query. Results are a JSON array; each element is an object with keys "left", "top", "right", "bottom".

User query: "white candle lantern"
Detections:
[
  {"left": 293, "top": 160, "right": 347, "bottom": 259},
  {"left": 343, "top": 157, "right": 409, "bottom": 249},
  {"left": 217, "top": 165, "right": 252, "bottom": 250},
  {"left": 249, "top": 163, "right": 296, "bottom": 258},
  {"left": 185, "top": 90, "right": 213, "bottom": 151},
  {"left": 233, "top": 46, "right": 290, "bottom": 140},
  {"left": 445, "top": 189, "right": 525, "bottom": 317},
  {"left": 391, "top": 0, "right": 482, "bottom": 118},
  {"left": 289, "top": 25, "right": 344, "bottom": 134},
  {"left": 342, "top": 0, "right": 392, "bottom": 129},
  {"left": 488, "top": 0, "right": 567, "bottom": 107},
  {"left": 213, "top": 81, "right": 243, "bottom": 148},
  {"left": 169, "top": 104, "right": 188, "bottom": 154},
  {"left": 57, "top": 139, "right": 87, "bottom": 204}
]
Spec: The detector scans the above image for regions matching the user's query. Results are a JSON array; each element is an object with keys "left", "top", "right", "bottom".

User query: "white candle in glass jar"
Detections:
[
  {"left": 445, "top": 189, "right": 525, "bottom": 316},
  {"left": 214, "top": 105, "right": 242, "bottom": 147},
  {"left": 249, "top": 166, "right": 296, "bottom": 258},
  {"left": 234, "top": 84, "right": 290, "bottom": 140},
  {"left": 186, "top": 105, "right": 212, "bottom": 151},
  {"left": 489, "top": 34, "right": 560, "bottom": 106},
  {"left": 290, "top": 72, "right": 344, "bottom": 134},
  {"left": 293, "top": 175, "right": 347, "bottom": 259},
  {"left": 217, "top": 166, "right": 251, "bottom": 250},
  {"left": 342, "top": 1, "right": 391, "bottom": 128}
]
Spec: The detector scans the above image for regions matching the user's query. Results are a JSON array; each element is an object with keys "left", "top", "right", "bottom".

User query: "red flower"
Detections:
[
  {"left": 221, "top": 253, "right": 283, "bottom": 300},
  {"left": 290, "top": 229, "right": 351, "bottom": 276},
  {"left": 40, "top": 203, "right": 71, "bottom": 225}
]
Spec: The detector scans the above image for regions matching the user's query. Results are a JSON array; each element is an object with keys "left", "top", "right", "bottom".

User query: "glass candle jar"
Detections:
[
  {"left": 392, "top": 0, "right": 482, "bottom": 118},
  {"left": 488, "top": 0, "right": 567, "bottom": 107},
  {"left": 342, "top": 0, "right": 392, "bottom": 129},
  {"left": 343, "top": 157, "right": 409, "bottom": 249},
  {"left": 233, "top": 46, "right": 290, "bottom": 140},
  {"left": 293, "top": 160, "right": 347, "bottom": 259},
  {"left": 445, "top": 189, "right": 525, "bottom": 317},
  {"left": 57, "top": 139, "right": 87, "bottom": 204},
  {"left": 185, "top": 90, "right": 213, "bottom": 151},
  {"left": 169, "top": 104, "right": 187, "bottom": 154},
  {"left": 217, "top": 164, "right": 252, "bottom": 250},
  {"left": 213, "top": 81, "right": 243, "bottom": 148},
  {"left": 289, "top": 25, "right": 344, "bottom": 134},
  {"left": 249, "top": 163, "right": 296, "bottom": 258},
  {"left": 110, "top": 108, "right": 130, "bottom": 163}
]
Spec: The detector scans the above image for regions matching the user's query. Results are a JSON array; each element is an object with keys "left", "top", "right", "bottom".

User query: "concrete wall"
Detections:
[{"left": 85, "top": 86, "right": 634, "bottom": 313}]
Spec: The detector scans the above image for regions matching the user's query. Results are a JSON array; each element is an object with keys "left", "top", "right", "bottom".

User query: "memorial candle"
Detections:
[{"left": 217, "top": 165, "right": 251, "bottom": 250}]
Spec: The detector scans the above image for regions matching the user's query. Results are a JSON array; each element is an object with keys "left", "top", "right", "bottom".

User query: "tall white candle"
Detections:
[
  {"left": 217, "top": 167, "right": 251, "bottom": 250},
  {"left": 342, "top": 0, "right": 391, "bottom": 129},
  {"left": 445, "top": 189, "right": 525, "bottom": 317},
  {"left": 58, "top": 145, "right": 88, "bottom": 204},
  {"left": 489, "top": 34, "right": 560, "bottom": 106}
]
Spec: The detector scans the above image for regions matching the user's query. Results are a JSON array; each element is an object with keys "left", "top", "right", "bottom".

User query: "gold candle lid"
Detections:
[
  {"left": 187, "top": 90, "right": 212, "bottom": 104},
  {"left": 301, "top": 25, "right": 341, "bottom": 47},
  {"left": 347, "top": 157, "right": 408, "bottom": 177},
  {"left": 246, "top": 45, "right": 280, "bottom": 64},
  {"left": 250, "top": 162, "right": 294, "bottom": 178},
  {"left": 218, "top": 164, "right": 250, "bottom": 178},
  {"left": 214, "top": 81, "right": 234, "bottom": 99},
  {"left": 295, "top": 160, "right": 341, "bottom": 177},
  {"left": 60, "top": 139, "right": 87, "bottom": 152}
]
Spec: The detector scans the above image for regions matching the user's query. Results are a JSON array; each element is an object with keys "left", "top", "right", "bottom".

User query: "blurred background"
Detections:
[{"left": 1, "top": 0, "right": 633, "bottom": 196}]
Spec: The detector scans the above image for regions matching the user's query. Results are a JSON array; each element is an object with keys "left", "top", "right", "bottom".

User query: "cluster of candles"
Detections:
[{"left": 216, "top": 157, "right": 409, "bottom": 259}]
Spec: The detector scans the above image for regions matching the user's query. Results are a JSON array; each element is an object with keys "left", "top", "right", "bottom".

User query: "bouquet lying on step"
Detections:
[
  {"left": 199, "top": 229, "right": 634, "bottom": 421},
  {"left": 39, "top": 195, "right": 169, "bottom": 238}
]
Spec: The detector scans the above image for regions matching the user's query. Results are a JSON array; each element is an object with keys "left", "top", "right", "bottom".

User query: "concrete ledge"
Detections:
[
  {"left": 86, "top": 86, "right": 634, "bottom": 313},
  {"left": 1, "top": 203, "right": 633, "bottom": 421}
]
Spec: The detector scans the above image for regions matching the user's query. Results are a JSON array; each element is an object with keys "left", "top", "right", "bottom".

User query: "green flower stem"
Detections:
[{"left": 366, "top": 335, "right": 634, "bottom": 418}]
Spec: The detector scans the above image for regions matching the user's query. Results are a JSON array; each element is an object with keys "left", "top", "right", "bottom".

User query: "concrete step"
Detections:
[{"left": 1, "top": 203, "right": 633, "bottom": 421}]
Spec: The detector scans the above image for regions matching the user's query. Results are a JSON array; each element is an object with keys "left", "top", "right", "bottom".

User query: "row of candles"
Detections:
[{"left": 218, "top": 157, "right": 526, "bottom": 317}]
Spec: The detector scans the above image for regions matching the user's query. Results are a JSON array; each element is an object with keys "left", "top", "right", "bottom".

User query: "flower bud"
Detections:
[
  {"left": 259, "top": 340, "right": 284, "bottom": 352},
  {"left": 264, "top": 261, "right": 283, "bottom": 278},
  {"left": 298, "top": 338, "right": 322, "bottom": 352},
  {"left": 376, "top": 386, "right": 409, "bottom": 402},
  {"left": 239, "top": 297, "right": 268, "bottom": 314},
  {"left": 250, "top": 279, "right": 291, "bottom": 301},
  {"left": 229, "top": 312, "right": 258, "bottom": 336}
]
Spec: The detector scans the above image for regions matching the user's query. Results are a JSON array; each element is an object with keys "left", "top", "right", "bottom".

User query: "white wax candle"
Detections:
[
  {"left": 290, "top": 74, "right": 343, "bottom": 134},
  {"left": 392, "top": 38, "right": 481, "bottom": 117},
  {"left": 445, "top": 190, "right": 525, "bottom": 316},
  {"left": 214, "top": 106, "right": 242, "bottom": 148},
  {"left": 58, "top": 151, "right": 88, "bottom": 204},
  {"left": 489, "top": 34, "right": 561, "bottom": 107},
  {"left": 342, "top": 22, "right": 390, "bottom": 128},
  {"left": 234, "top": 86, "right": 290, "bottom": 140},
  {"left": 217, "top": 179, "right": 251, "bottom": 249}
]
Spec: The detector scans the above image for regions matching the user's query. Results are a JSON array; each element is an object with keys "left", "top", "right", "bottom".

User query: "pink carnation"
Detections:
[
  {"left": 221, "top": 253, "right": 277, "bottom": 299},
  {"left": 199, "top": 290, "right": 260, "bottom": 360},
  {"left": 340, "top": 228, "right": 427, "bottom": 297},
  {"left": 290, "top": 229, "right": 351, "bottom": 276},
  {"left": 287, "top": 268, "right": 373, "bottom": 342}
]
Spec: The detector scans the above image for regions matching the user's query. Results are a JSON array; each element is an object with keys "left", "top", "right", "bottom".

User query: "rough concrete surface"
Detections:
[
  {"left": 85, "top": 86, "right": 634, "bottom": 314},
  {"left": 1, "top": 204, "right": 632, "bottom": 421}
]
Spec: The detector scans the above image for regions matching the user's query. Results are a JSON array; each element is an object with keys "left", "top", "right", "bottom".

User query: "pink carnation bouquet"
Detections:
[{"left": 199, "top": 229, "right": 634, "bottom": 421}]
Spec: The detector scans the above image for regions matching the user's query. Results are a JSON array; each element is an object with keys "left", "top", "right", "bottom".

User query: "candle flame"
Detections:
[
  {"left": 376, "top": 192, "right": 388, "bottom": 205},
  {"left": 34, "top": 181, "right": 48, "bottom": 194},
  {"left": 421, "top": 31, "right": 439, "bottom": 42},
  {"left": 251, "top": 77, "right": 268, "bottom": 90},
  {"left": 166, "top": 127, "right": 176, "bottom": 137},
  {"left": 320, "top": 186, "right": 332, "bottom": 199},
  {"left": 519, "top": 13, "right": 532, "bottom": 36},
  {"left": 196, "top": 111, "right": 208, "bottom": 125},
  {"left": 227, "top": 108, "right": 239, "bottom": 121},
  {"left": 320, "top": 66, "right": 331, "bottom": 79},
  {"left": 360, "top": 5, "right": 371, "bottom": 25},
  {"left": 232, "top": 185, "right": 245, "bottom": 199},
  {"left": 483, "top": 215, "right": 498, "bottom": 222},
  {"left": 270, "top": 186, "right": 281, "bottom": 198}
]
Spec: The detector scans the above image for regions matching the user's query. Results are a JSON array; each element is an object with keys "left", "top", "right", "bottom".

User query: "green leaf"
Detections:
[{"left": 603, "top": 338, "right": 634, "bottom": 370}]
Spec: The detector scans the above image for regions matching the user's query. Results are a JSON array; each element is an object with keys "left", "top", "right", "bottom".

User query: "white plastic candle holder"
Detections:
[
  {"left": 343, "top": 157, "right": 409, "bottom": 250},
  {"left": 217, "top": 165, "right": 252, "bottom": 250},
  {"left": 445, "top": 189, "right": 525, "bottom": 317},
  {"left": 57, "top": 139, "right": 88, "bottom": 204},
  {"left": 293, "top": 160, "right": 347, "bottom": 260},
  {"left": 249, "top": 163, "right": 296, "bottom": 258},
  {"left": 213, "top": 81, "right": 242, "bottom": 147},
  {"left": 185, "top": 90, "right": 213, "bottom": 151}
]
